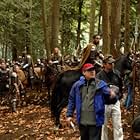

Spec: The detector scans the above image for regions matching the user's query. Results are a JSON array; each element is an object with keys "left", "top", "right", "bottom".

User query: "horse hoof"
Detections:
[
  {"left": 54, "top": 126, "right": 59, "bottom": 131},
  {"left": 58, "top": 124, "right": 62, "bottom": 128},
  {"left": 56, "top": 124, "right": 62, "bottom": 129},
  {"left": 54, "top": 124, "right": 62, "bottom": 130},
  {"left": 21, "top": 101, "right": 27, "bottom": 107}
]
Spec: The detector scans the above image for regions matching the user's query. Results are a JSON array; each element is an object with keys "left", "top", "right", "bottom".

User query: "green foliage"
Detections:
[
  {"left": 0, "top": 0, "right": 44, "bottom": 60},
  {"left": 60, "top": 0, "right": 91, "bottom": 54},
  {"left": 0, "top": 0, "right": 138, "bottom": 59}
]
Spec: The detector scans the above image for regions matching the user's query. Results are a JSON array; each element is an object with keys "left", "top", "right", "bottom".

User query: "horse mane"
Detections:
[
  {"left": 115, "top": 54, "right": 127, "bottom": 63},
  {"left": 50, "top": 70, "right": 81, "bottom": 117},
  {"left": 114, "top": 53, "right": 132, "bottom": 76}
]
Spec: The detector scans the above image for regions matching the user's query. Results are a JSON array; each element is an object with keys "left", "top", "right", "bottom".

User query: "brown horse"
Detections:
[{"left": 13, "top": 65, "right": 43, "bottom": 92}]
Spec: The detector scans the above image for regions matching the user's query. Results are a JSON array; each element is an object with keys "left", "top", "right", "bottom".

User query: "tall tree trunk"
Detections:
[
  {"left": 137, "top": 1, "right": 140, "bottom": 22},
  {"left": 29, "top": 0, "right": 33, "bottom": 55},
  {"left": 89, "top": 0, "right": 96, "bottom": 42},
  {"left": 60, "top": 11, "right": 71, "bottom": 55},
  {"left": 46, "top": 0, "right": 52, "bottom": 57},
  {"left": 124, "top": 0, "right": 130, "bottom": 53},
  {"left": 25, "top": 0, "right": 33, "bottom": 55},
  {"left": 25, "top": 11, "right": 30, "bottom": 54},
  {"left": 137, "top": 1, "right": 140, "bottom": 50},
  {"left": 75, "top": 0, "right": 84, "bottom": 56},
  {"left": 51, "top": 0, "right": 60, "bottom": 51},
  {"left": 41, "top": 0, "right": 50, "bottom": 57},
  {"left": 5, "top": 41, "right": 7, "bottom": 61},
  {"left": 12, "top": 46, "right": 17, "bottom": 61},
  {"left": 61, "top": 15, "right": 65, "bottom": 55},
  {"left": 98, "top": 1, "right": 102, "bottom": 35},
  {"left": 2, "top": 43, "right": 5, "bottom": 58},
  {"left": 76, "top": 0, "right": 83, "bottom": 49},
  {"left": 110, "top": 0, "right": 122, "bottom": 58},
  {"left": 102, "top": 0, "right": 111, "bottom": 54}
]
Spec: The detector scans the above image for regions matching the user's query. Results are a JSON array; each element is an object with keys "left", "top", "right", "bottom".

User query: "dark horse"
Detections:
[
  {"left": 114, "top": 54, "right": 133, "bottom": 76},
  {"left": 44, "top": 64, "right": 59, "bottom": 102},
  {"left": 51, "top": 53, "right": 132, "bottom": 128}
]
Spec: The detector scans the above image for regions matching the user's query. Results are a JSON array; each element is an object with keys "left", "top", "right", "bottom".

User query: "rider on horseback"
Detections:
[
  {"left": 21, "top": 51, "right": 34, "bottom": 85},
  {"left": 77, "top": 34, "right": 103, "bottom": 72},
  {"left": 49, "top": 47, "right": 63, "bottom": 72},
  {"left": 35, "top": 59, "right": 44, "bottom": 67}
]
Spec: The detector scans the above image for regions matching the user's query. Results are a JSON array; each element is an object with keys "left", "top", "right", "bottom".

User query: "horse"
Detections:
[
  {"left": 114, "top": 53, "right": 133, "bottom": 76},
  {"left": 43, "top": 60, "right": 79, "bottom": 104},
  {"left": 13, "top": 64, "right": 44, "bottom": 92},
  {"left": 43, "top": 63, "right": 63, "bottom": 103},
  {"left": 50, "top": 53, "right": 133, "bottom": 128}
]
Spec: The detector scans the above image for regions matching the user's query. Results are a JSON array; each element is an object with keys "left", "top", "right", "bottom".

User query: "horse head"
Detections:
[{"left": 114, "top": 53, "right": 133, "bottom": 76}]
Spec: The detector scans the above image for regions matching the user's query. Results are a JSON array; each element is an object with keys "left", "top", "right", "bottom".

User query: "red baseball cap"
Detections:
[{"left": 82, "top": 63, "right": 95, "bottom": 72}]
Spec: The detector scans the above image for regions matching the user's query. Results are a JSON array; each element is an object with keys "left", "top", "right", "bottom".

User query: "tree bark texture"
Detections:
[
  {"left": 124, "top": 0, "right": 130, "bottom": 53},
  {"left": 102, "top": 0, "right": 111, "bottom": 54},
  {"left": 110, "top": 0, "right": 122, "bottom": 57},
  {"left": 76, "top": 0, "right": 83, "bottom": 50},
  {"left": 51, "top": 0, "right": 60, "bottom": 51},
  {"left": 89, "top": 0, "right": 96, "bottom": 42},
  {"left": 41, "top": 0, "right": 50, "bottom": 57}
]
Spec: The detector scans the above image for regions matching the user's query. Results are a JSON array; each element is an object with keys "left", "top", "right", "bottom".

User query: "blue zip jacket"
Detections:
[{"left": 66, "top": 76, "right": 113, "bottom": 126}]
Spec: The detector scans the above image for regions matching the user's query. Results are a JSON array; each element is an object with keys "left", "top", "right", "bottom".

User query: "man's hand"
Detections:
[
  {"left": 66, "top": 117, "right": 76, "bottom": 131},
  {"left": 67, "top": 117, "right": 72, "bottom": 123},
  {"left": 66, "top": 117, "right": 73, "bottom": 126},
  {"left": 110, "top": 89, "right": 116, "bottom": 99}
]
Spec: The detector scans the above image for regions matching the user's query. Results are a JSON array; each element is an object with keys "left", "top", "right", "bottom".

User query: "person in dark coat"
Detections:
[{"left": 96, "top": 55, "right": 123, "bottom": 140}]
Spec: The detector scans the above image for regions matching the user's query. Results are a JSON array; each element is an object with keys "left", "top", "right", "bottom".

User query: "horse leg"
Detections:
[
  {"left": 55, "top": 99, "right": 68, "bottom": 128},
  {"left": 10, "top": 91, "right": 17, "bottom": 112},
  {"left": 30, "top": 78, "right": 34, "bottom": 90},
  {"left": 39, "top": 80, "right": 42, "bottom": 93},
  {"left": 19, "top": 80, "right": 27, "bottom": 106},
  {"left": 20, "top": 88, "right": 27, "bottom": 106},
  {"left": 47, "top": 87, "right": 51, "bottom": 105},
  {"left": 38, "top": 79, "right": 42, "bottom": 93},
  {"left": 11, "top": 83, "right": 21, "bottom": 112}
]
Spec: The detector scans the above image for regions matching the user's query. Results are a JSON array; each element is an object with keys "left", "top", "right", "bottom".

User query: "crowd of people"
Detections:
[
  {"left": 66, "top": 34, "right": 134, "bottom": 140},
  {"left": 0, "top": 34, "right": 136, "bottom": 139}
]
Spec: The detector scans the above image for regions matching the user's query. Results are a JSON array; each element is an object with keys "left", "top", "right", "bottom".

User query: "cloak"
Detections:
[{"left": 75, "top": 43, "right": 96, "bottom": 71}]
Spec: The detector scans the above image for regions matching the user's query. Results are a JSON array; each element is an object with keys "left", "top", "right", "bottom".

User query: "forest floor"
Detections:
[{"left": 0, "top": 87, "right": 140, "bottom": 140}]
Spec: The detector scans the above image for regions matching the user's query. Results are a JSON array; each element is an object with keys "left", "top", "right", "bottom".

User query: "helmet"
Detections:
[{"left": 37, "top": 59, "right": 41, "bottom": 64}]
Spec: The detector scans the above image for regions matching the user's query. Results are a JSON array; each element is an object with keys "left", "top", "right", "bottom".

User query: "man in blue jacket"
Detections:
[{"left": 66, "top": 63, "right": 116, "bottom": 140}]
